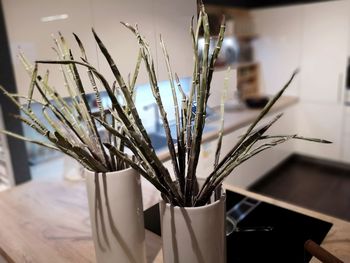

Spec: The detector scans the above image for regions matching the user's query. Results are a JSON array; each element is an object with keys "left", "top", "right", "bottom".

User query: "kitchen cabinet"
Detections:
[
  {"left": 252, "top": 0, "right": 350, "bottom": 164},
  {"left": 253, "top": 1, "right": 350, "bottom": 103},
  {"left": 295, "top": 0, "right": 350, "bottom": 162},
  {"left": 236, "top": 62, "right": 260, "bottom": 99},
  {"left": 294, "top": 103, "right": 344, "bottom": 162},
  {"left": 299, "top": 1, "right": 350, "bottom": 104},
  {"left": 188, "top": 101, "right": 298, "bottom": 188},
  {"left": 207, "top": 62, "right": 261, "bottom": 110},
  {"left": 252, "top": 5, "right": 302, "bottom": 97},
  {"left": 344, "top": 107, "right": 350, "bottom": 134},
  {"left": 341, "top": 106, "right": 350, "bottom": 162},
  {"left": 343, "top": 137, "right": 350, "bottom": 163},
  {"left": 225, "top": 106, "right": 297, "bottom": 188}
]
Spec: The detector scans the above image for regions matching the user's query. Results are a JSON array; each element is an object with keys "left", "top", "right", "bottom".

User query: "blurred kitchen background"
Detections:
[{"left": 0, "top": 0, "right": 349, "bottom": 219}]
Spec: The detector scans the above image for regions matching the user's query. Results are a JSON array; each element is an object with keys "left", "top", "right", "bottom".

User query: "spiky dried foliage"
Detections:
[
  {"left": 0, "top": 5, "right": 330, "bottom": 206},
  {"left": 0, "top": 32, "right": 135, "bottom": 173}
]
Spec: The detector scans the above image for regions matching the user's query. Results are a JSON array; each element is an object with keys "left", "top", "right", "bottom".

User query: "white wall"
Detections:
[
  {"left": 153, "top": 0, "right": 196, "bottom": 81},
  {"left": 2, "top": 0, "right": 196, "bottom": 99},
  {"left": 2, "top": 0, "right": 98, "bottom": 99}
]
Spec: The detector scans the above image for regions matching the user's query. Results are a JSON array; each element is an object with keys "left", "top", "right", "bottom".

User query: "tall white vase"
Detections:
[
  {"left": 85, "top": 168, "right": 146, "bottom": 263},
  {"left": 160, "top": 191, "right": 226, "bottom": 263}
]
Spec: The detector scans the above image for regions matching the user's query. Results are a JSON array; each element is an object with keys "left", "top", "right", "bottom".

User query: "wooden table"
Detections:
[
  {"left": 0, "top": 177, "right": 349, "bottom": 262},
  {"left": 0, "top": 177, "right": 164, "bottom": 263}
]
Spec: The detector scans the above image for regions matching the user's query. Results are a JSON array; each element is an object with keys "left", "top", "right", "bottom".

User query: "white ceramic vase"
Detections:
[
  {"left": 85, "top": 167, "right": 146, "bottom": 263},
  {"left": 160, "top": 190, "right": 226, "bottom": 263}
]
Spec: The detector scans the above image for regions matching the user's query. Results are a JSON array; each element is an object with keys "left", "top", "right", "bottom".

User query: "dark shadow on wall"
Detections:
[{"left": 0, "top": 0, "right": 31, "bottom": 184}]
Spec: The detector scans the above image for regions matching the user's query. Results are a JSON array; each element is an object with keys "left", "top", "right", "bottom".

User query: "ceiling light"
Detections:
[{"left": 40, "top": 14, "right": 69, "bottom": 23}]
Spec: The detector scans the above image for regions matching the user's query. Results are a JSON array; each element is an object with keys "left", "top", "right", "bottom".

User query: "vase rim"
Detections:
[
  {"left": 161, "top": 191, "right": 226, "bottom": 210},
  {"left": 83, "top": 166, "right": 134, "bottom": 176}
]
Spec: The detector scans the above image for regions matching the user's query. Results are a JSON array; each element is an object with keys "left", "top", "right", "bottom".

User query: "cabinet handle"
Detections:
[{"left": 337, "top": 73, "right": 344, "bottom": 104}]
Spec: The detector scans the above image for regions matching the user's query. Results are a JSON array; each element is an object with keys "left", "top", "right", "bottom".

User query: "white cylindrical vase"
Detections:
[
  {"left": 85, "top": 167, "right": 146, "bottom": 263},
  {"left": 160, "top": 191, "right": 226, "bottom": 263}
]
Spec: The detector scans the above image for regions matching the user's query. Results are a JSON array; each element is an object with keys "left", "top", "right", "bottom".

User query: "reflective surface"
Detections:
[
  {"left": 144, "top": 190, "right": 333, "bottom": 263},
  {"left": 226, "top": 191, "right": 332, "bottom": 263}
]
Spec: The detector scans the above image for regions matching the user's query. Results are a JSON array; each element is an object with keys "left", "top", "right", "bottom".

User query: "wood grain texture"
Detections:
[
  {"left": 0, "top": 179, "right": 163, "bottom": 263},
  {"left": 0, "top": 180, "right": 95, "bottom": 263}
]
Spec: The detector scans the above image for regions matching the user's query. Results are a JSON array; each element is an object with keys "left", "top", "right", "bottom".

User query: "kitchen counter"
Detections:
[{"left": 0, "top": 177, "right": 349, "bottom": 262}]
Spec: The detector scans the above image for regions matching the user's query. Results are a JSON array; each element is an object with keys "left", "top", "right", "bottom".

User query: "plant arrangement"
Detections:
[
  {"left": 0, "top": 5, "right": 330, "bottom": 208},
  {"left": 0, "top": 30, "right": 138, "bottom": 173}
]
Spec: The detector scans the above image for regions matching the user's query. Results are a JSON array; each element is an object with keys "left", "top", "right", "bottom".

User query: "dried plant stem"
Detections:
[
  {"left": 160, "top": 35, "right": 184, "bottom": 193},
  {"left": 92, "top": 29, "right": 153, "bottom": 148},
  {"left": 0, "top": 129, "right": 57, "bottom": 150},
  {"left": 73, "top": 33, "right": 105, "bottom": 121},
  {"left": 175, "top": 73, "right": 188, "bottom": 192},
  {"left": 214, "top": 67, "right": 230, "bottom": 168},
  {"left": 68, "top": 50, "right": 109, "bottom": 168},
  {"left": 58, "top": 60, "right": 177, "bottom": 190},
  {"left": 186, "top": 13, "right": 203, "bottom": 159},
  {"left": 121, "top": 23, "right": 183, "bottom": 201},
  {"left": 130, "top": 49, "right": 142, "bottom": 98},
  {"left": 195, "top": 72, "right": 299, "bottom": 206},
  {"left": 185, "top": 8, "right": 210, "bottom": 206},
  {"left": 206, "top": 15, "right": 225, "bottom": 102}
]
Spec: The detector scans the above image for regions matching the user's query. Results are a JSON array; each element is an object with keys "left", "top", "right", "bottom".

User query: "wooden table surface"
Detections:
[
  {"left": 0, "top": 177, "right": 164, "bottom": 263},
  {"left": 0, "top": 176, "right": 349, "bottom": 263}
]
